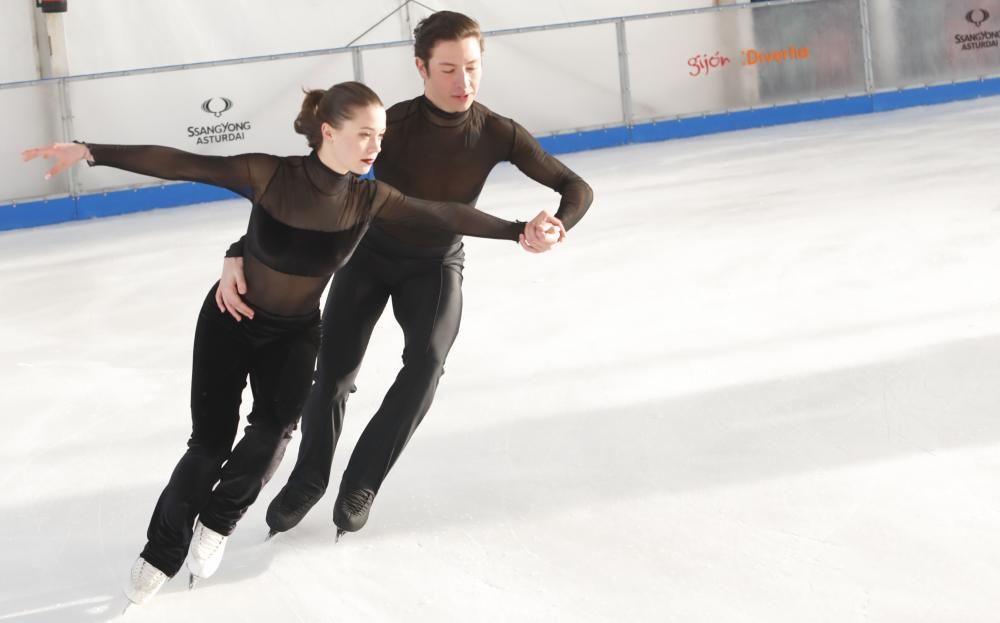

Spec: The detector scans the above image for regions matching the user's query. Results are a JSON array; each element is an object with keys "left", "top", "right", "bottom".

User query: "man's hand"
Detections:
[
  {"left": 215, "top": 257, "right": 254, "bottom": 321},
  {"left": 519, "top": 210, "right": 566, "bottom": 254}
]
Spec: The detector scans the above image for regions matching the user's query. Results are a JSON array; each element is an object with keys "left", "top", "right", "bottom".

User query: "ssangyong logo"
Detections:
[
  {"left": 967, "top": 8, "right": 991, "bottom": 27},
  {"left": 956, "top": 8, "right": 999, "bottom": 50},
  {"left": 188, "top": 97, "right": 251, "bottom": 145},
  {"left": 202, "top": 97, "right": 233, "bottom": 118}
]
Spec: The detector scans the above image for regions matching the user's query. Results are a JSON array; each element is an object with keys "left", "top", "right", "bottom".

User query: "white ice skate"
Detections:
[
  {"left": 185, "top": 519, "right": 228, "bottom": 588},
  {"left": 123, "top": 556, "right": 168, "bottom": 609}
]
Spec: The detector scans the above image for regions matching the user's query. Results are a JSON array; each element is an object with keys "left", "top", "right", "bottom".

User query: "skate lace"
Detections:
[
  {"left": 291, "top": 488, "right": 321, "bottom": 510},
  {"left": 341, "top": 488, "right": 375, "bottom": 515},
  {"left": 196, "top": 524, "right": 226, "bottom": 556},
  {"left": 133, "top": 560, "right": 166, "bottom": 588}
]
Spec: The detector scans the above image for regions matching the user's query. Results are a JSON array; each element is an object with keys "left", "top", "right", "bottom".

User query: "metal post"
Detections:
[
  {"left": 347, "top": 0, "right": 410, "bottom": 47},
  {"left": 858, "top": 0, "right": 875, "bottom": 92},
  {"left": 47, "top": 12, "right": 79, "bottom": 197},
  {"left": 57, "top": 77, "right": 75, "bottom": 143},
  {"left": 352, "top": 47, "right": 365, "bottom": 83},
  {"left": 615, "top": 19, "right": 633, "bottom": 125},
  {"left": 32, "top": 6, "right": 79, "bottom": 198},
  {"left": 402, "top": 0, "right": 415, "bottom": 41}
]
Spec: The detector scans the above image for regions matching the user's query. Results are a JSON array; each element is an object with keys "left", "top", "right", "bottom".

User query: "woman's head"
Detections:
[{"left": 294, "top": 81, "right": 385, "bottom": 175}]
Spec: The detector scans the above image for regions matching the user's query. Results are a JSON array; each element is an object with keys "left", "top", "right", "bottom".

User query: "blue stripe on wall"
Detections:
[
  {"left": 537, "top": 126, "right": 631, "bottom": 155},
  {"left": 0, "top": 183, "right": 239, "bottom": 232},
  {"left": 872, "top": 77, "right": 1000, "bottom": 112},
  {"left": 629, "top": 96, "right": 874, "bottom": 144},
  {"left": 0, "top": 197, "right": 77, "bottom": 230},
  {"left": 542, "top": 77, "right": 1000, "bottom": 154},
  {"left": 76, "top": 183, "right": 238, "bottom": 219},
  {"left": 4, "top": 76, "right": 1000, "bottom": 231}
]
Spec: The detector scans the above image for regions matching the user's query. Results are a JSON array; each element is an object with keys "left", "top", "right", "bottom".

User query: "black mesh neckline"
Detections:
[
  {"left": 304, "top": 151, "right": 350, "bottom": 195},
  {"left": 418, "top": 95, "right": 472, "bottom": 128}
]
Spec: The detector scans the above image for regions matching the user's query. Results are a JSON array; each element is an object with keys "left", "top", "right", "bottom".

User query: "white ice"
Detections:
[{"left": 2, "top": 96, "right": 1000, "bottom": 622}]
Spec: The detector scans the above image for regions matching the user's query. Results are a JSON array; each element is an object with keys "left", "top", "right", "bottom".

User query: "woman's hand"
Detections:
[{"left": 22, "top": 142, "right": 93, "bottom": 179}]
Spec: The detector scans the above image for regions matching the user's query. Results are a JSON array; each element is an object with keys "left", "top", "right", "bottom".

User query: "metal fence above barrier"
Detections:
[{"left": 2, "top": 0, "right": 999, "bottom": 213}]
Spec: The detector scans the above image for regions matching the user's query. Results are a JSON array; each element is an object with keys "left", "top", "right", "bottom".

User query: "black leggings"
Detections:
[
  {"left": 285, "top": 242, "right": 463, "bottom": 501},
  {"left": 141, "top": 284, "right": 319, "bottom": 576}
]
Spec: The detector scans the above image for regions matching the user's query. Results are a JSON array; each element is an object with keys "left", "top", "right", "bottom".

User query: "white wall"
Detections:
[
  {"left": 1, "top": 0, "right": 40, "bottom": 82},
  {"left": 476, "top": 23, "right": 624, "bottom": 133},
  {"left": 68, "top": 54, "right": 356, "bottom": 194},
  {"left": 2, "top": 0, "right": 738, "bottom": 205},
  {"left": 0, "top": 1, "right": 718, "bottom": 77},
  {"left": 0, "top": 85, "right": 66, "bottom": 202}
]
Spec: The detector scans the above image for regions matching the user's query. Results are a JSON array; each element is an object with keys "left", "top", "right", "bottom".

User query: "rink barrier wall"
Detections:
[
  {"left": 4, "top": 75, "right": 999, "bottom": 232},
  {"left": 542, "top": 76, "right": 1000, "bottom": 153},
  {"left": 5, "top": 0, "right": 1000, "bottom": 232}
]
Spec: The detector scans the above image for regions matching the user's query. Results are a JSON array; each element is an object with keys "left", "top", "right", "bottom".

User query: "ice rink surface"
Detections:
[{"left": 2, "top": 96, "right": 1000, "bottom": 622}]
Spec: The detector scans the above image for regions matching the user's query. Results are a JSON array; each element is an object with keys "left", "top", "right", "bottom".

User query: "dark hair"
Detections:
[
  {"left": 294, "top": 81, "right": 383, "bottom": 150},
  {"left": 413, "top": 11, "right": 484, "bottom": 68}
]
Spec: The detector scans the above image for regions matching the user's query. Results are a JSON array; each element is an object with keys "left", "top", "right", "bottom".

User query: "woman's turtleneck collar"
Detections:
[
  {"left": 418, "top": 95, "right": 472, "bottom": 127},
  {"left": 304, "top": 150, "right": 350, "bottom": 195}
]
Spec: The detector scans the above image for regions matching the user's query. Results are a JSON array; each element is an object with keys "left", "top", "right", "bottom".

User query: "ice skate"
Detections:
[
  {"left": 266, "top": 484, "right": 323, "bottom": 535},
  {"left": 123, "top": 556, "right": 168, "bottom": 608},
  {"left": 185, "top": 519, "right": 228, "bottom": 587},
  {"left": 333, "top": 485, "right": 375, "bottom": 539}
]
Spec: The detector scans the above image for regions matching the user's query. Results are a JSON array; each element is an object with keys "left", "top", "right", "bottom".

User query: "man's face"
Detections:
[{"left": 416, "top": 36, "right": 482, "bottom": 113}]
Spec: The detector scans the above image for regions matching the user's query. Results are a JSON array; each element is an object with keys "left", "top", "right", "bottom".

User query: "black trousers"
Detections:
[
  {"left": 284, "top": 241, "right": 464, "bottom": 504},
  {"left": 141, "top": 284, "right": 320, "bottom": 576}
]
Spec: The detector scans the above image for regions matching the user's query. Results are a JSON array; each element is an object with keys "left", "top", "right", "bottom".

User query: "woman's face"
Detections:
[{"left": 322, "top": 103, "right": 386, "bottom": 175}]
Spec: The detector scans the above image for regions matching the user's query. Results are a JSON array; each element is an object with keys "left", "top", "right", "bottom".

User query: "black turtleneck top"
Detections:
[
  {"left": 85, "top": 143, "right": 523, "bottom": 315},
  {"left": 366, "top": 96, "right": 593, "bottom": 253}
]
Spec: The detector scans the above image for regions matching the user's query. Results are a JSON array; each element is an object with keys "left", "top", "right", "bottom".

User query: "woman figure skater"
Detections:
[{"left": 22, "top": 81, "right": 565, "bottom": 608}]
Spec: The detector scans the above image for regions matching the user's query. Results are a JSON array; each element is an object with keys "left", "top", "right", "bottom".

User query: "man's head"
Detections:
[{"left": 413, "top": 11, "right": 484, "bottom": 113}]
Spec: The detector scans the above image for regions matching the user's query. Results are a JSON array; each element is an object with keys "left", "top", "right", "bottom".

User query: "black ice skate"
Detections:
[
  {"left": 332, "top": 484, "right": 375, "bottom": 541},
  {"left": 265, "top": 484, "right": 323, "bottom": 539}
]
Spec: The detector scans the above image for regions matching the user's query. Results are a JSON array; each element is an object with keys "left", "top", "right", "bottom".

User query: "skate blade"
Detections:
[
  {"left": 188, "top": 573, "right": 198, "bottom": 590},
  {"left": 335, "top": 528, "right": 346, "bottom": 543},
  {"left": 265, "top": 528, "right": 279, "bottom": 542}
]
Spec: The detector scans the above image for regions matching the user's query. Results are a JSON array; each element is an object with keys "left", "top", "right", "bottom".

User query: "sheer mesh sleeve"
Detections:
[
  {"left": 507, "top": 121, "right": 594, "bottom": 230},
  {"left": 224, "top": 236, "right": 245, "bottom": 258},
  {"left": 85, "top": 143, "right": 280, "bottom": 202},
  {"left": 369, "top": 181, "right": 522, "bottom": 242}
]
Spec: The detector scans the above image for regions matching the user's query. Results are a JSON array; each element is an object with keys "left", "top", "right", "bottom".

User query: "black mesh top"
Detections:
[
  {"left": 365, "top": 96, "right": 593, "bottom": 253},
  {"left": 86, "top": 144, "right": 523, "bottom": 315}
]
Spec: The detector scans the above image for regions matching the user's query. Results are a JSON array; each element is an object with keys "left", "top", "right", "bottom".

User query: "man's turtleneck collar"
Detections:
[
  {"left": 305, "top": 150, "right": 349, "bottom": 195},
  {"left": 418, "top": 95, "right": 472, "bottom": 127}
]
